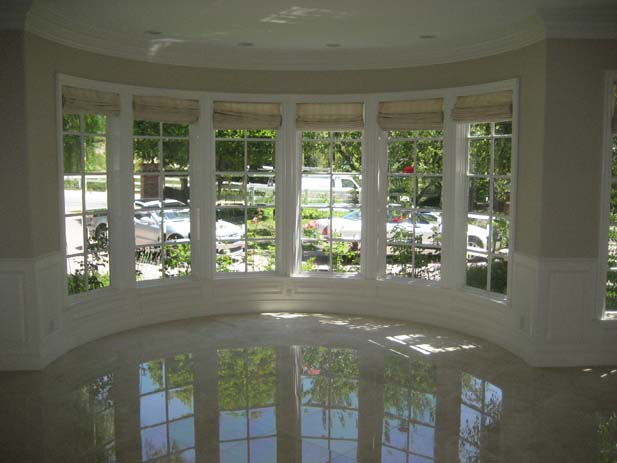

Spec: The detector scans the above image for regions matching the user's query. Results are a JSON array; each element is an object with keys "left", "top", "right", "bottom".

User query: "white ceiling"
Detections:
[{"left": 24, "top": 0, "right": 617, "bottom": 70}]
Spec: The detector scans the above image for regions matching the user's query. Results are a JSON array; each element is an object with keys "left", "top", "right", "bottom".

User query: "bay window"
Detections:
[
  {"left": 58, "top": 78, "right": 517, "bottom": 302},
  {"left": 62, "top": 86, "right": 118, "bottom": 295},
  {"left": 298, "top": 103, "right": 364, "bottom": 274}
]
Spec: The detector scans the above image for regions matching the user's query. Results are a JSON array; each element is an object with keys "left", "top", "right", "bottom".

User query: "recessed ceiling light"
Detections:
[
  {"left": 419, "top": 35, "right": 436, "bottom": 39},
  {"left": 144, "top": 30, "right": 162, "bottom": 36},
  {"left": 325, "top": 43, "right": 341, "bottom": 48},
  {"left": 238, "top": 42, "right": 255, "bottom": 47}
]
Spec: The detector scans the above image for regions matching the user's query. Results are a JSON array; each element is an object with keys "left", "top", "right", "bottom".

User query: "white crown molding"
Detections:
[
  {"left": 1, "top": 0, "right": 32, "bottom": 31},
  {"left": 25, "top": 3, "right": 546, "bottom": 71},
  {"left": 539, "top": 7, "right": 617, "bottom": 40}
]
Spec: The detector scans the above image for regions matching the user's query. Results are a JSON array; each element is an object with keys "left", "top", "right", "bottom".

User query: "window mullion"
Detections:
[{"left": 441, "top": 95, "right": 466, "bottom": 289}]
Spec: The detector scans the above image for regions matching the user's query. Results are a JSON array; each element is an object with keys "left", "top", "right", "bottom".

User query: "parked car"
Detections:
[
  {"left": 88, "top": 199, "right": 245, "bottom": 254},
  {"left": 305, "top": 209, "right": 489, "bottom": 250}
]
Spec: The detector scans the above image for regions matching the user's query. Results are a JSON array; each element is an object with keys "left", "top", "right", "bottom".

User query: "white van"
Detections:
[{"left": 301, "top": 174, "right": 361, "bottom": 205}]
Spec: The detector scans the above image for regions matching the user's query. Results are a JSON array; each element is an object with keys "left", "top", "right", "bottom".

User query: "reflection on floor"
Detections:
[{"left": 1, "top": 313, "right": 617, "bottom": 463}]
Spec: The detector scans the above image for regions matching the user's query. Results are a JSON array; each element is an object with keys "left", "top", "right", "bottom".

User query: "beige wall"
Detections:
[
  {"left": 540, "top": 39, "right": 617, "bottom": 258},
  {"left": 0, "top": 31, "right": 32, "bottom": 258},
  {"left": 15, "top": 33, "right": 548, "bottom": 258}
]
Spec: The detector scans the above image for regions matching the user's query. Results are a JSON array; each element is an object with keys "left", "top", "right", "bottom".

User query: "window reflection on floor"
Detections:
[
  {"left": 381, "top": 354, "right": 436, "bottom": 463},
  {"left": 298, "top": 346, "right": 359, "bottom": 463},
  {"left": 139, "top": 354, "right": 195, "bottom": 463},
  {"left": 75, "top": 374, "right": 116, "bottom": 463},
  {"left": 218, "top": 347, "right": 277, "bottom": 463},
  {"left": 458, "top": 373, "right": 502, "bottom": 463}
]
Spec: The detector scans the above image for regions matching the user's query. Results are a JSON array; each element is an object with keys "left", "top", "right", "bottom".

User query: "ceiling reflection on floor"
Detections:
[{"left": 2, "top": 313, "right": 617, "bottom": 463}]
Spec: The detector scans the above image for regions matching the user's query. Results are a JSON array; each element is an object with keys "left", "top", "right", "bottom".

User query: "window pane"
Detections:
[
  {"left": 494, "top": 121, "right": 512, "bottom": 135},
  {"left": 163, "top": 139, "right": 189, "bottom": 172},
  {"left": 387, "top": 245, "right": 414, "bottom": 277},
  {"left": 388, "top": 141, "right": 414, "bottom": 173},
  {"left": 135, "top": 210, "right": 162, "bottom": 245},
  {"left": 470, "top": 123, "right": 490, "bottom": 136},
  {"left": 247, "top": 129, "right": 276, "bottom": 139},
  {"left": 468, "top": 138, "right": 490, "bottom": 175},
  {"left": 333, "top": 175, "right": 361, "bottom": 207},
  {"left": 467, "top": 217, "right": 488, "bottom": 251},
  {"left": 86, "top": 244, "right": 110, "bottom": 290},
  {"left": 216, "top": 140, "right": 244, "bottom": 172},
  {"left": 64, "top": 178, "right": 82, "bottom": 214},
  {"left": 302, "top": 141, "right": 330, "bottom": 172},
  {"left": 492, "top": 218, "right": 510, "bottom": 254},
  {"left": 467, "top": 178, "right": 490, "bottom": 214},
  {"left": 216, "top": 129, "right": 243, "bottom": 138},
  {"left": 490, "top": 258, "right": 508, "bottom": 294},
  {"left": 67, "top": 255, "right": 85, "bottom": 294},
  {"left": 302, "top": 208, "right": 331, "bottom": 239},
  {"left": 389, "top": 177, "right": 414, "bottom": 208},
  {"left": 388, "top": 211, "right": 414, "bottom": 244},
  {"left": 414, "top": 247, "right": 440, "bottom": 281},
  {"left": 134, "top": 120, "right": 160, "bottom": 136},
  {"left": 140, "top": 424, "right": 167, "bottom": 461},
  {"left": 493, "top": 178, "right": 510, "bottom": 215},
  {"left": 248, "top": 141, "right": 275, "bottom": 171},
  {"left": 163, "top": 243, "right": 191, "bottom": 278},
  {"left": 169, "top": 416, "right": 195, "bottom": 451},
  {"left": 164, "top": 175, "right": 190, "bottom": 205},
  {"left": 133, "top": 138, "right": 160, "bottom": 173},
  {"left": 84, "top": 114, "right": 106, "bottom": 134},
  {"left": 247, "top": 176, "right": 275, "bottom": 206},
  {"left": 302, "top": 240, "right": 329, "bottom": 272},
  {"left": 333, "top": 141, "right": 362, "bottom": 173},
  {"left": 332, "top": 240, "right": 360, "bottom": 274},
  {"left": 85, "top": 175, "right": 108, "bottom": 211},
  {"left": 216, "top": 176, "right": 245, "bottom": 206},
  {"left": 247, "top": 240, "right": 276, "bottom": 272},
  {"left": 247, "top": 208, "right": 275, "bottom": 239},
  {"left": 466, "top": 256, "right": 487, "bottom": 291},
  {"left": 65, "top": 216, "right": 84, "bottom": 254},
  {"left": 416, "top": 140, "right": 443, "bottom": 174},
  {"left": 494, "top": 138, "right": 512, "bottom": 175},
  {"left": 416, "top": 177, "right": 441, "bottom": 210},
  {"left": 135, "top": 245, "right": 162, "bottom": 281},
  {"left": 63, "top": 135, "right": 81, "bottom": 174},
  {"left": 302, "top": 175, "right": 331, "bottom": 206},
  {"left": 63, "top": 114, "right": 80, "bottom": 132},
  {"left": 162, "top": 122, "right": 189, "bottom": 137}
]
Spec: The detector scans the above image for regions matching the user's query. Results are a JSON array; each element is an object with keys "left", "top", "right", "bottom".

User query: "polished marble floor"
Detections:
[{"left": 1, "top": 313, "right": 617, "bottom": 463}]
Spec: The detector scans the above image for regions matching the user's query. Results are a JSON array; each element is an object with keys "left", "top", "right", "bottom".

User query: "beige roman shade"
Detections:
[
  {"left": 296, "top": 103, "right": 364, "bottom": 130},
  {"left": 133, "top": 95, "right": 200, "bottom": 123},
  {"left": 378, "top": 98, "right": 444, "bottom": 130},
  {"left": 451, "top": 90, "right": 513, "bottom": 123},
  {"left": 213, "top": 101, "right": 282, "bottom": 129},
  {"left": 62, "top": 86, "right": 120, "bottom": 116}
]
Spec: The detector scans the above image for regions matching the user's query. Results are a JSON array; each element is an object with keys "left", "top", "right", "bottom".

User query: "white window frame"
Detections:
[
  {"left": 596, "top": 70, "right": 617, "bottom": 321},
  {"left": 214, "top": 129, "right": 280, "bottom": 274},
  {"left": 56, "top": 75, "right": 518, "bottom": 306}
]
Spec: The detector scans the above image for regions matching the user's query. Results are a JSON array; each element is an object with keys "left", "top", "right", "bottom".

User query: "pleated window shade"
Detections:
[
  {"left": 62, "top": 86, "right": 120, "bottom": 116},
  {"left": 213, "top": 101, "right": 282, "bottom": 129},
  {"left": 296, "top": 103, "right": 364, "bottom": 131},
  {"left": 133, "top": 95, "right": 200, "bottom": 123},
  {"left": 451, "top": 90, "right": 513, "bottom": 123},
  {"left": 378, "top": 98, "right": 444, "bottom": 130}
]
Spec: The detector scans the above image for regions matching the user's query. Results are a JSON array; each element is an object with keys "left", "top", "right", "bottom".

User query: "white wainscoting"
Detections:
[{"left": 1, "top": 251, "right": 616, "bottom": 370}]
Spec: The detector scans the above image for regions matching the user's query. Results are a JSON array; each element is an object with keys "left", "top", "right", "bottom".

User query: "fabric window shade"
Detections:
[
  {"left": 296, "top": 103, "right": 364, "bottom": 130},
  {"left": 213, "top": 101, "right": 282, "bottom": 129},
  {"left": 62, "top": 86, "right": 120, "bottom": 116},
  {"left": 378, "top": 98, "right": 444, "bottom": 130},
  {"left": 133, "top": 95, "right": 200, "bottom": 123},
  {"left": 451, "top": 90, "right": 513, "bottom": 123}
]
